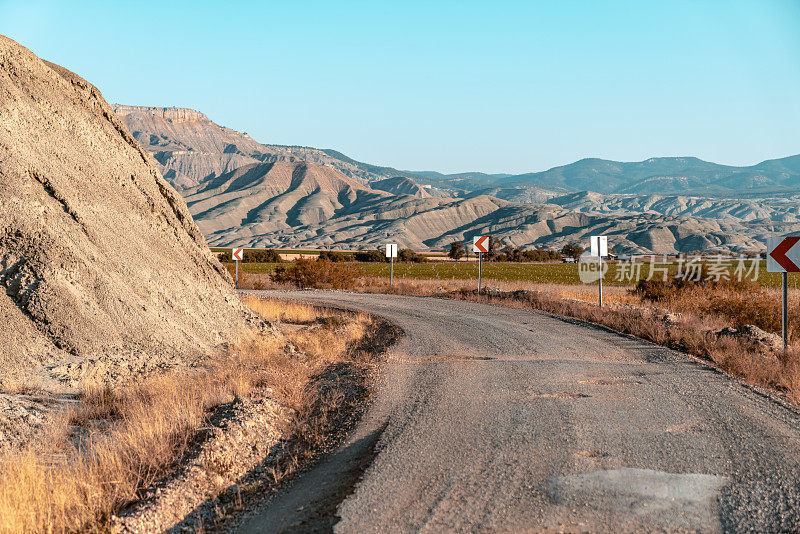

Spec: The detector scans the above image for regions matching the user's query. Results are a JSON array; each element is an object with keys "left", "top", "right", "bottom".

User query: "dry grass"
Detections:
[
  {"left": 0, "top": 299, "right": 375, "bottom": 534},
  {"left": 242, "top": 295, "right": 320, "bottom": 324}
]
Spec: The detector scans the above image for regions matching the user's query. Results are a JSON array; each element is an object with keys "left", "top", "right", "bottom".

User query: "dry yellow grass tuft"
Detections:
[
  {"left": 0, "top": 298, "right": 374, "bottom": 533},
  {"left": 242, "top": 295, "right": 320, "bottom": 324}
]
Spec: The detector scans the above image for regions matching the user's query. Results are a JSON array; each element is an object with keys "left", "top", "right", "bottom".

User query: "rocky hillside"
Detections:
[
  {"left": 542, "top": 191, "right": 800, "bottom": 223},
  {"left": 113, "top": 105, "right": 421, "bottom": 189},
  {"left": 114, "top": 104, "right": 800, "bottom": 255},
  {"left": 370, "top": 176, "right": 431, "bottom": 197},
  {"left": 182, "top": 160, "right": 781, "bottom": 254},
  {"left": 0, "top": 36, "right": 253, "bottom": 391}
]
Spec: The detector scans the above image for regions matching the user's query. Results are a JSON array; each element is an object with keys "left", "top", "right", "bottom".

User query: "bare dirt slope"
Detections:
[
  {"left": 0, "top": 35, "right": 252, "bottom": 392},
  {"left": 238, "top": 291, "right": 800, "bottom": 533}
]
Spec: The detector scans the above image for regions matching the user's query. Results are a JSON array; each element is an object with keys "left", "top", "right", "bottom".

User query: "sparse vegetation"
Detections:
[
  {"left": 270, "top": 258, "right": 360, "bottom": 289},
  {"left": 0, "top": 298, "right": 382, "bottom": 533},
  {"left": 231, "top": 258, "right": 792, "bottom": 289}
]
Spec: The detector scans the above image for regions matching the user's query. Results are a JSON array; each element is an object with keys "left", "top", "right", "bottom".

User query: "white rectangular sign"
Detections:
[
  {"left": 232, "top": 247, "right": 244, "bottom": 261},
  {"left": 386, "top": 243, "right": 398, "bottom": 258},
  {"left": 590, "top": 236, "right": 608, "bottom": 258}
]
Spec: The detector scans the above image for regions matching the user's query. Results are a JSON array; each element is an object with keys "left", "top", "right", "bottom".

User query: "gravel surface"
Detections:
[{"left": 236, "top": 290, "right": 800, "bottom": 533}]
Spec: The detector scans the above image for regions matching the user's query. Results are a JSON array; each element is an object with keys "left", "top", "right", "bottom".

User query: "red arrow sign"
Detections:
[
  {"left": 473, "top": 235, "right": 489, "bottom": 253},
  {"left": 770, "top": 237, "right": 800, "bottom": 272},
  {"left": 232, "top": 247, "right": 244, "bottom": 261}
]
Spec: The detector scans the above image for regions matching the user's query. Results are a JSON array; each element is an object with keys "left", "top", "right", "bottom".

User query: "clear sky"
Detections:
[{"left": 1, "top": 0, "right": 799, "bottom": 174}]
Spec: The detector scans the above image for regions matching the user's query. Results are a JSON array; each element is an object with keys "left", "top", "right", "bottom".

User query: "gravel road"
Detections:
[{"left": 236, "top": 291, "right": 800, "bottom": 533}]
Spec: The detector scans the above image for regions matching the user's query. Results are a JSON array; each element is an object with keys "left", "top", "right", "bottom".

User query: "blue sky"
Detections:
[{"left": 1, "top": 0, "right": 799, "bottom": 174}]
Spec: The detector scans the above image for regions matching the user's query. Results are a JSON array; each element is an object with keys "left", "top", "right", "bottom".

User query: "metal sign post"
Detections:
[
  {"left": 783, "top": 271, "right": 789, "bottom": 352},
  {"left": 473, "top": 236, "right": 489, "bottom": 294},
  {"left": 232, "top": 247, "right": 244, "bottom": 289},
  {"left": 478, "top": 252, "right": 483, "bottom": 294},
  {"left": 598, "top": 256, "right": 603, "bottom": 308},
  {"left": 767, "top": 235, "right": 800, "bottom": 352},
  {"left": 385, "top": 244, "right": 398, "bottom": 286},
  {"left": 590, "top": 236, "right": 608, "bottom": 308}
]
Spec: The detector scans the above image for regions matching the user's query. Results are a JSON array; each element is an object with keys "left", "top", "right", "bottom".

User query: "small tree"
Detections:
[
  {"left": 448, "top": 241, "right": 465, "bottom": 260},
  {"left": 486, "top": 236, "right": 501, "bottom": 261},
  {"left": 561, "top": 243, "right": 585, "bottom": 260}
]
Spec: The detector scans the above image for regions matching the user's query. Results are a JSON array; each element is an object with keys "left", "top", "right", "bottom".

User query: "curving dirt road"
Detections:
[{"left": 236, "top": 291, "right": 800, "bottom": 533}]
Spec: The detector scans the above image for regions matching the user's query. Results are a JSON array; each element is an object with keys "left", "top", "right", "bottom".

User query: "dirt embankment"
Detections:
[{"left": 0, "top": 33, "right": 265, "bottom": 452}]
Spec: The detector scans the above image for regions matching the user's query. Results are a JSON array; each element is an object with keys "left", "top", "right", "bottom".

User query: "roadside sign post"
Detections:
[
  {"left": 386, "top": 244, "right": 398, "bottom": 286},
  {"left": 590, "top": 236, "right": 608, "bottom": 307},
  {"left": 767, "top": 235, "right": 800, "bottom": 352},
  {"left": 784, "top": 271, "right": 789, "bottom": 351},
  {"left": 479, "top": 252, "right": 482, "bottom": 293},
  {"left": 232, "top": 247, "right": 244, "bottom": 289},
  {"left": 473, "top": 235, "right": 489, "bottom": 294}
]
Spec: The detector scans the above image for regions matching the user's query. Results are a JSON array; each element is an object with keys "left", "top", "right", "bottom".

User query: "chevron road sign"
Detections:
[
  {"left": 768, "top": 236, "right": 800, "bottom": 273},
  {"left": 232, "top": 247, "right": 244, "bottom": 289},
  {"left": 472, "top": 235, "right": 490, "bottom": 294},
  {"left": 473, "top": 235, "right": 489, "bottom": 253},
  {"left": 767, "top": 235, "right": 800, "bottom": 352}
]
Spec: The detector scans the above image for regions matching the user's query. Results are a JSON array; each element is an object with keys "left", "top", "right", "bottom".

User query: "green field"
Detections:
[
  {"left": 227, "top": 259, "right": 800, "bottom": 289},
  {"left": 211, "top": 247, "right": 334, "bottom": 256}
]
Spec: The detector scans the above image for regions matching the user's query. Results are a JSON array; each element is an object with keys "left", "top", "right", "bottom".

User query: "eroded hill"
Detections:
[
  {"left": 182, "top": 161, "right": 774, "bottom": 254},
  {"left": 0, "top": 36, "right": 253, "bottom": 393},
  {"left": 113, "top": 105, "right": 417, "bottom": 189},
  {"left": 114, "top": 105, "right": 800, "bottom": 254}
]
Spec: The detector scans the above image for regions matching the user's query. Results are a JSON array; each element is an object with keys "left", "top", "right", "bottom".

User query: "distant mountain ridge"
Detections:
[
  {"left": 182, "top": 160, "right": 778, "bottom": 254},
  {"left": 493, "top": 156, "right": 800, "bottom": 195},
  {"left": 114, "top": 104, "right": 800, "bottom": 197},
  {"left": 112, "top": 104, "right": 800, "bottom": 254}
]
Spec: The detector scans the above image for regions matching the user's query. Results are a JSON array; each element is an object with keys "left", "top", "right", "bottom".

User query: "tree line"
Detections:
[{"left": 447, "top": 238, "right": 584, "bottom": 262}]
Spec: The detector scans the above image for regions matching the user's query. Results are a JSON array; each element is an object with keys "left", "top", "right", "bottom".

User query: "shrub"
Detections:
[
  {"left": 270, "top": 258, "right": 360, "bottom": 289},
  {"left": 633, "top": 264, "right": 761, "bottom": 302},
  {"left": 244, "top": 249, "right": 282, "bottom": 263},
  {"left": 398, "top": 249, "right": 426, "bottom": 263},
  {"left": 354, "top": 249, "right": 387, "bottom": 263},
  {"left": 633, "top": 279, "right": 676, "bottom": 302},
  {"left": 318, "top": 251, "right": 352, "bottom": 262}
]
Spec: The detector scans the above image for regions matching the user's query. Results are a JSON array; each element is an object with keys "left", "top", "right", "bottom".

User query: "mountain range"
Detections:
[{"left": 113, "top": 105, "right": 800, "bottom": 254}]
